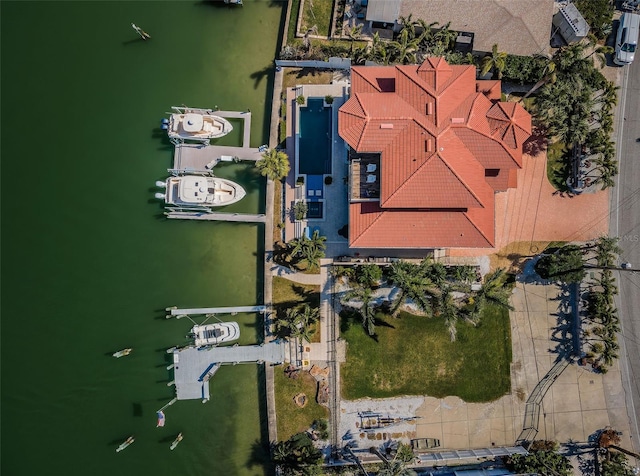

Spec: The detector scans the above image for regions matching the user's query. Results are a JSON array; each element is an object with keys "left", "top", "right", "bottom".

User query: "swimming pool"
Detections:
[{"left": 298, "top": 98, "right": 332, "bottom": 175}]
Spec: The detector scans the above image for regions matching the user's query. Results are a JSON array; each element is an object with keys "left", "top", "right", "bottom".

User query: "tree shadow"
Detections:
[
  {"left": 246, "top": 438, "right": 273, "bottom": 471},
  {"left": 132, "top": 403, "right": 143, "bottom": 417},
  {"left": 250, "top": 65, "right": 274, "bottom": 90},
  {"left": 548, "top": 282, "right": 580, "bottom": 360},
  {"left": 523, "top": 124, "right": 547, "bottom": 158}
]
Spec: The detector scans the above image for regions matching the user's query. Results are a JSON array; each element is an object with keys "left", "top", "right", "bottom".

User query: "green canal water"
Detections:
[{"left": 1, "top": 2, "right": 284, "bottom": 475}]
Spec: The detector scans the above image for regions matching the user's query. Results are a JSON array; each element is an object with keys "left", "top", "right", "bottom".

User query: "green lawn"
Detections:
[
  {"left": 274, "top": 365, "right": 329, "bottom": 440},
  {"left": 546, "top": 141, "right": 570, "bottom": 191},
  {"left": 341, "top": 305, "right": 512, "bottom": 402},
  {"left": 300, "top": 0, "right": 333, "bottom": 38},
  {"left": 272, "top": 276, "right": 321, "bottom": 342},
  {"left": 287, "top": 0, "right": 302, "bottom": 44}
]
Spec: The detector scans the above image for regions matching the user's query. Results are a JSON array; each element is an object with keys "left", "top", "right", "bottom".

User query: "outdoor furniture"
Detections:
[
  {"left": 366, "top": 163, "right": 377, "bottom": 173},
  {"left": 366, "top": 174, "right": 376, "bottom": 183}
]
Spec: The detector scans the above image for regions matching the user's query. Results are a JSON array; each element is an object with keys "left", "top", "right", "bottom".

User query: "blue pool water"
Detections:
[{"left": 298, "top": 98, "right": 331, "bottom": 175}]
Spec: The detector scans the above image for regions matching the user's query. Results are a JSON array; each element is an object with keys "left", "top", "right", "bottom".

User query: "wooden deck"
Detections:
[
  {"left": 166, "top": 211, "right": 266, "bottom": 223},
  {"left": 171, "top": 110, "right": 263, "bottom": 171},
  {"left": 172, "top": 343, "right": 287, "bottom": 400},
  {"left": 169, "top": 305, "right": 267, "bottom": 316}
]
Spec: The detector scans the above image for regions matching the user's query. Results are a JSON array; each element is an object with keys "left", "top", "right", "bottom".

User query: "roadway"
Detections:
[{"left": 611, "top": 55, "right": 640, "bottom": 456}]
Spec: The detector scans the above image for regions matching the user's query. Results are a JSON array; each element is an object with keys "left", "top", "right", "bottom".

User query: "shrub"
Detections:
[
  {"left": 296, "top": 95, "right": 306, "bottom": 105},
  {"left": 574, "top": 0, "right": 614, "bottom": 40},
  {"left": 502, "top": 54, "right": 548, "bottom": 84},
  {"left": 293, "top": 201, "right": 308, "bottom": 221}
]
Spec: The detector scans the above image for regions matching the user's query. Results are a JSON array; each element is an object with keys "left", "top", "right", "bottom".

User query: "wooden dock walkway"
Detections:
[
  {"left": 173, "top": 143, "right": 262, "bottom": 171},
  {"left": 172, "top": 343, "right": 286, "bottom": 400},
  {"left": 166, "top": 211, "right": 266, "bottom": 223},
  {"left": 169, "top": 305, "right": 267, "bottom": 316}
]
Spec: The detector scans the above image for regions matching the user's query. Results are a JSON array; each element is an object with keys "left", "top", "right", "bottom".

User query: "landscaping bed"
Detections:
[{"left": 340, "top": 304, "right": 512, "bottom": 402}]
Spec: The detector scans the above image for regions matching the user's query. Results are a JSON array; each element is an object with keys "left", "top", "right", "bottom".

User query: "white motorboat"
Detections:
[
  {"left": 113, "top": 348, "right": 132, "bottom": 358},
  {"left": 116, "top": 436, "right": 135, "bottom": 452},
  {"left": 191, "top": 322, "right": 240, "bottom": 346},
  {"left": 158, "top": 174, "right": 246, "bottom": 209},
  {"left": 162, "top": 107, "right": 232, "bottom": 144}
]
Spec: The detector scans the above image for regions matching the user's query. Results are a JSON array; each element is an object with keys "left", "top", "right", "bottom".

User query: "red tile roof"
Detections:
[{"left": 338, "top": 57, "right": 531, "bottom": 249}]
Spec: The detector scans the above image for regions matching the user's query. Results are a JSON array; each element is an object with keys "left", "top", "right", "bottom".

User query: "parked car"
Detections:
[{"left": 614, "top": 12, "right": 640, "bottom": 65}]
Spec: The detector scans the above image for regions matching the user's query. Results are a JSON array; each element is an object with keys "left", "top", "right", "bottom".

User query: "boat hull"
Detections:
[
  {"left": 167, "top": 112, "right": 232, "bottom": 143},
  {"left": 164, "top": 175, "right": 246, "bottom": 208}
]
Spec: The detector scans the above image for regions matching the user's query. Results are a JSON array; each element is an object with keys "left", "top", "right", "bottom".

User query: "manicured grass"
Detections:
[
  {"left": 341, "top": 305, "right": 512, "bottom": 402},
  {"left": 300, "top": 0, "right": 333, "bottom": 38},
  {"left": 282, "top": 68, "right": 333, "bottom": 89},
  {"left": 274, "top": 364, "right": 329, "bottom": 440},
  {"left": 272, "top": 276, "right": 321, "bottom": 342},
  {"left": 273, "top": 180, "right": 283, "bottom": 244},
  {"left": 546, "top": 141, "right": 570, "bottom": 191},
  {"left": 287, "top": 0, "right": 302, "bottom": 44}
]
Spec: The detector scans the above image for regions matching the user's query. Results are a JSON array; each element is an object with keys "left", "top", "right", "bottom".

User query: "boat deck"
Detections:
[{"left": 172, "top": 342, "right": 286, "bottom": 400}]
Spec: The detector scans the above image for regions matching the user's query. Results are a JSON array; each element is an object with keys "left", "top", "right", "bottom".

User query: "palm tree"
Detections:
[
  {"left": 389, "top": 29, "right": 420, "bottom": 64},
  {"left": 585, "top": 34, "right": 614, "bottom": 69},
  {"left": 344, "top": 285, "right": 377, "bottom": 335},
  {"left": 471, "top": 269, "right": 514, "bottom": 319},
  {"left": 480, "top": 44, "right": 507, "bottom": 79},
  {"left": 345, "top": 24, "right": 363, "bottom": 56},
  {"left": 256, "top": 148, "right": 290, "bottom": 181},
  {"left": 439, "top": 287, "right": 460, "bottom": 342}
]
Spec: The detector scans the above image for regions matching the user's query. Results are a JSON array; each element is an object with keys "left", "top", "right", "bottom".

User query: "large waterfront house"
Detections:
[
  {"left": 360, "top": 0, "right": 553, "bottom": 56},
  {"left": 338, "top": 57, "right": 531, "bottom": 249}
]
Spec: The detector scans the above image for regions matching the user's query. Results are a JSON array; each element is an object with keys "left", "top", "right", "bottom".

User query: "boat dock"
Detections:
[
  {"left": 171, "top": 342, "right": 286, "bottom": 400},
  {"left": 165, "top": 211, "right": 266, "bottom": 223},
  {"left": 172, "top": 110, "right": 263, "bottom": 172},
  {"left": 168, "top": 305, "right": 267, "bottom": 316}
]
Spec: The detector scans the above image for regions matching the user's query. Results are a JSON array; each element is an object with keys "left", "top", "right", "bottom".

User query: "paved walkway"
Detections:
[
  {"left": 450, "top": 149, "right": 610, "bottom": 258},
  {"left": 270, "top": 263, "right": 322, "bottom": 285}
]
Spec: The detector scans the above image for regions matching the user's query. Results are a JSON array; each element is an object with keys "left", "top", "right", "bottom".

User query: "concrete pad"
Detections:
[
  {"left": 549, "top": 383, "right": 581, "bottom": 413},
  {"left": 442, "top": 420, "right": 470, "bottom": 449},
  {"left": 468, "top": 418, "right": 493, "bottom": 447},
  {"left": 577, "top": 374, "right": 607, "bottom": 411},
  {"left": 415, "top": 421, "right": 443, "bottom": 441},
  {"left": 581, "top": 409, "right": 611, "bottom": 441},
  {"left": 416, "top": 398, "right": 444, "bottom": 423},
  {"left": 552, "top": 410, "right": 586, "bottom": 442},
  {"left": 440, "top": 396, "right": 468, "bottom": 422}
]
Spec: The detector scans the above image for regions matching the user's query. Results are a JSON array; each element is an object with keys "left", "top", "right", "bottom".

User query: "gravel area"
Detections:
[{"left": 339, "top": 396, "right": 425, "bottom": 449}]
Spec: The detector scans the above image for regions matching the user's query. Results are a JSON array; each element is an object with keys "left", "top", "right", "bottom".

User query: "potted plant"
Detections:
[
  {"left": 324, "top": 176, "right": 333, "bottom": 185},
  {"left": 324, "top": 95, "right": 334, "bottom": 106},
  {"left": 296, "top": 176, "right": 305, "bottom": 187},
  {"left": 296, "top": 95, "right": 306, "bottom": 105}
]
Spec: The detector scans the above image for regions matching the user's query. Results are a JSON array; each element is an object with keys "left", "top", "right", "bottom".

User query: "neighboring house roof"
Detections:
[
  {"left": 366, "top": 0, "right": 402, "bottom": 24},
  {"left": 338, "top": 57, "right": 531, "bottom": 249},
  {"left": 366, "top": 0, "right": 554, "bottom": 56}
]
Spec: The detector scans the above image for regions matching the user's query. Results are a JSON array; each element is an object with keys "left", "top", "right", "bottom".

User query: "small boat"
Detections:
[
  {"left": 116, "top": 436, "right": 135, "bottom": 452},
  {"left": 159, "top": 174, "right": 246, "bottom": 209},
  {"left": 156, "top": 411, "right": 166, "bottom": 428},
  {"left": 191, "top": 322, "right": 240, "bottom": 347},
  {"left": 113, "top": 348, "right": 132, "bottom": 358},
  {"left": 170, "top": 433, "right": 183, "bottom": 450},
  {"left": 164, "top": 106, "right": 232, "bottom": 145}
]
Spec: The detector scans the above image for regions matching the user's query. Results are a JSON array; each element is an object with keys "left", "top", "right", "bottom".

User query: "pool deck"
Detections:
[{"left": 284, "top": 83, "right": 350, "bottom": 242}]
